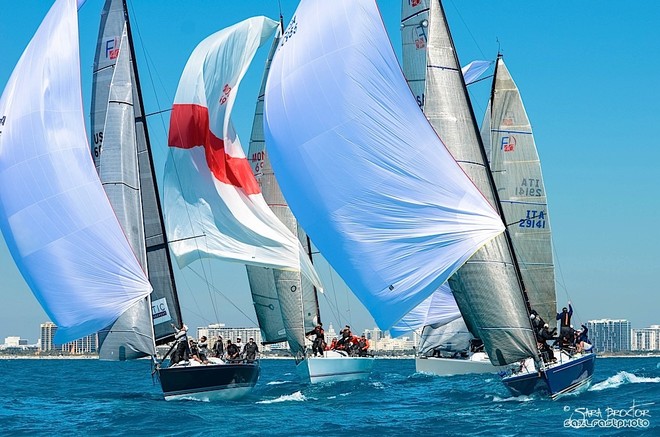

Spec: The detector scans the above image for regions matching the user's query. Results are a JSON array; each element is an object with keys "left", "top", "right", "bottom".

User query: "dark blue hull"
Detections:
[
  {"left": 158, "top": 361, "right": 260, "bottom": 401},
  {"left": 502, "top": 352, "right": 596, "bottom": 399}
]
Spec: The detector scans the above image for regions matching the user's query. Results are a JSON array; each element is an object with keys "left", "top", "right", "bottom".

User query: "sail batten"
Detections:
[{"left": 263, "top": 0, "right": 505, "bottom": 331}]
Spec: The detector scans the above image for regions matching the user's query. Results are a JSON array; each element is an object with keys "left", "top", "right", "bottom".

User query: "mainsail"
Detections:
[
  {"left": 0, "top": 0, "right": 152, "bottom": 345},
  {"left": 400, "top": 0, "right": 538, "bottom": 364},
  {"left": 486, "top": 57, "right": 557, "bottom": 325},
  {"left": 246, "top": 30, "right": 321, "bottom": 356},
  {"left": 263, "top": 0, "right": 506, "bottom": 332},
  {"left": 90, "top": 0, "right": 182, "bottom": 359}
]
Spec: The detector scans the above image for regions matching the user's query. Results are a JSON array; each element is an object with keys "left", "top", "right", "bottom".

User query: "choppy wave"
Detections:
[
  {"left": 266, "top": 380, "right": 291, "bottom": 386},
  {"left": 491, "top": 395, "right": 535, "bottom": 403},
  {"left": 590, "top": 371, "right": 660, "bottom": 391},
  {"left": 256, "top": 391, "right": 307, "bottom": 404}
]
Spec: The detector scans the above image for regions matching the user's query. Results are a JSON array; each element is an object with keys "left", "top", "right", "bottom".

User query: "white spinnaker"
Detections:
[
  {"left": 0, "top": 0, "right": 152, "bottom": 344},
  {"left": 263, "top": 0, "right": 504, "bottom": 330}
]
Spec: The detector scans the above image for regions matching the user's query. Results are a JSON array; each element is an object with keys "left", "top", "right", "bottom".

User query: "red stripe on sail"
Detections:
[{"left": 168, "top": 103, "right": 260, "bottom": 195}]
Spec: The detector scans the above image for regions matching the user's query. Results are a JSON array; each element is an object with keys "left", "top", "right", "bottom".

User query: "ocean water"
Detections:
[{"left": 0, "top": 357, "right": 658, "bottom": 436}]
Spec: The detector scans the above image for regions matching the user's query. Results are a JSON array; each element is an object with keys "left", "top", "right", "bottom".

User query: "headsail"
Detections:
[
  {"left": 0, "top": 0, "right": 152, "bottom": 345},
  {"left": 247, "top": 30, "right": 321, "bottom": 356},
  {"left": 91, "top": 0, "right": 182, "bottom": 358},
  {"left": 401, "top": 0, "right": 537, "bottom": 364},
  {"left": 417, "top": 318, "right": 473, "bottom": 356},
  {"left": 263, "top": 0, "right": 505, "bottom": 331},
  {"left": 164, "top": 17, "right": 323, "bottom": 291},
  {"left": 487, "top": 57, "right": 557, "bottom": 325},
  {"left": 389, "top": 284, "right": 462, "bottom": 337}
]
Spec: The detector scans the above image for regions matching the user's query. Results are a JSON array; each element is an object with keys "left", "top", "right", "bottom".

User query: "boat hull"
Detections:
[
  {"left": 502, "top": 352, "right": 595, "bottom": 399},
  {"left": 297, "top": 351, "right": 374, "bottom": 383},
  {"left": 158, "top": 361, "right": 260, "bottom": 401},
  {"left": 415, "top": 354, "right": 509, "bottom": 376}
]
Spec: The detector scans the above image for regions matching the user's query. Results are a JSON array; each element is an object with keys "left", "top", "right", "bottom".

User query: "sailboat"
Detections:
[
  {"left": 262, "top": 0, "right": 592, "bottom": 399},
  {"left": 1, "top": 0, "right": 317, "bottom": 402},
  {"left": 247, "top": 33, "right": 374, "bottom": 383},
  {"left": 262, "top": 0, "right": 513, "bottom": 378},
  {"left": 91, "top": 0, "right": 286, "bottom": 401},
  {"left": 397, "top": 0, "right": 520, "bottom": 376},
  {"left": 246, "top": 23, "right": 375, "bottom": 384},
  {"left": 484, "top": 56, "right": 596, "bottom": 398}
]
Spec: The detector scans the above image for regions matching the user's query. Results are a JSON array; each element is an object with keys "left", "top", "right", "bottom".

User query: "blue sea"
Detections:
[{"left": 0, "top": 357, "right": 658, "bottom": 436}]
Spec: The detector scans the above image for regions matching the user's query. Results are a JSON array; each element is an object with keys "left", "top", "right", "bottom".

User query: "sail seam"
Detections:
[{"left": 401, "top": 8, "right": 430, "bottom": 23}]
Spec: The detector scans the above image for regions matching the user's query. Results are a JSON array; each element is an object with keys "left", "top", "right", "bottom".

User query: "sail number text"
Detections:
[
  {"left": 93, "top": 130, "right": 104, "bottom": 158},
  {"left": 517, "top": 178, "right": 543, "bottom": 197},
  {"left": 519, "top": 209, "right": 546, "bottom": 229}
]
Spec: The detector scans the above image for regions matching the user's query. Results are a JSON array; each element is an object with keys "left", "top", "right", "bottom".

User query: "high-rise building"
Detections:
[
  {"left": 62, "top": 333, "right": 98, "bottom": 354},
  {"left": 631, "top": 325, "right": 660, "bottom": 351},
  {"left": 40, "top": 322, "right": 57, "bottom": 351},
  {"left": 586, "top": 319, "right": 631, "bottom": 352},
  {"left": 39, "top": 322, "right": 98, "bottom": 353}
]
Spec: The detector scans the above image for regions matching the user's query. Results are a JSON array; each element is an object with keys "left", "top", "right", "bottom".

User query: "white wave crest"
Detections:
[
  {"left": 266, "top": 380, "right": 291, "bottom": 386},
  {"left": 590, "top": 371, "right": 660, "bottom": 392},
  {"left": 492, "top": 395, "right": 534, "bottom": 403},
  {"left": 256, "top": 391, "right": 307, "bottom": 404}
]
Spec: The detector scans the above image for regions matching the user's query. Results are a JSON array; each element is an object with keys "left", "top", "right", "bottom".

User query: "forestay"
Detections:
[
  {"left": 263, "top": 0, "right": 505, "bottom": 330},
  {"left": 164, "top": 17, "right": 322, "bottom": 291},
  {"left": 0, "top": 0, "right": 152, "bottom": 344},
  {"left": 401, "top": 0, "right": 537, "bottom": 364},
  {"left": 486, "top": 58, "right": 557, "bottom": 325}
]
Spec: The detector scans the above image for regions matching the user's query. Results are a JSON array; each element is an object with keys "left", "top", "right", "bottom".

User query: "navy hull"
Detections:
[
  {"left": 158, "top": 361, "right": 260, "bottom": 401},
  {"left": 503, "top": 352, "right": 596, "bottom": 399}
]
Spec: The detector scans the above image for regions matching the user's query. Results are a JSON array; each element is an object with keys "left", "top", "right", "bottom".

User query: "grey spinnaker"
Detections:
[
  {"left": 418, "top": 318, "right": 472, "bottom": 356},
  {"left": 401, "top": 0, "right": 537, "bottom": 365},
  {"left": 486, "top": 57, "right": 557, "bottom": 325}
]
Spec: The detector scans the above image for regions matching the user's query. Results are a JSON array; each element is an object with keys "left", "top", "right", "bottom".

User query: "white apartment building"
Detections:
[{"left": 631, "top": 325, "right": 660, "bottom": 351}]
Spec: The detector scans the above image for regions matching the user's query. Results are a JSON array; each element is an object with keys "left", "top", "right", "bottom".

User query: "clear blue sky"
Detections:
[{"left": 1, "top": 1, "right": 658, "bottom": 342}]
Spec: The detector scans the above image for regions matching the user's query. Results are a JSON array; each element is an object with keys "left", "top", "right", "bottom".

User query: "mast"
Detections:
[{"left": 122, "top": 0, "right": 183, "bottom": 344}]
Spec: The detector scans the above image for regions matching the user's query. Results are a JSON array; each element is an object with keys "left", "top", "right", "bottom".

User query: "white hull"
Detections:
[
  {"left": 297, "top": 350, "right": 374, "bottom": 383},
  {"left": 415, "top": 352, "right": 509, "bottom": 376}
]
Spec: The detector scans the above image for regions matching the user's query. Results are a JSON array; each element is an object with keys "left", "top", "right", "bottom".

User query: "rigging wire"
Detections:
[{"left": 186, "top": 266, "right": 259, "bottom": 326}]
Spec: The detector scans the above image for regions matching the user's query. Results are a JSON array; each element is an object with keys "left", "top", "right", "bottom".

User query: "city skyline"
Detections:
[{"left": 1, "top": 1, "right": 659, "bottom": 340}]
